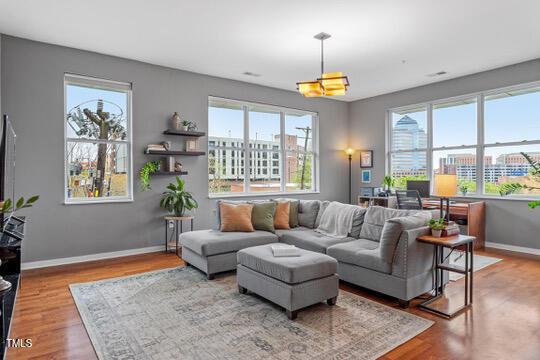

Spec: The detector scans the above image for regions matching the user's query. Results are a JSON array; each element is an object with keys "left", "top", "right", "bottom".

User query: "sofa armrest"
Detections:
[{"left": 391, "top": 226, "right": 434, "bottom": 278}]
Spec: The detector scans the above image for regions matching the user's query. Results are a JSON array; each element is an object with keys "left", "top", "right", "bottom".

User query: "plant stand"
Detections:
[{"left": 164, "top": 216, "right": 194, "bottom": 256}]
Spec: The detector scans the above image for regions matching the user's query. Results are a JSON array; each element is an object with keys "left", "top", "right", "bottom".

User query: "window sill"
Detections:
[
  {"left": 64, "top": 197, "right": 134, "bottom": 205},
  {"left": 450, "top": 195, "right": 540, "bottom": 202},
  {"left": 208, "top": 191, "right": 320, "bottom": 199}
]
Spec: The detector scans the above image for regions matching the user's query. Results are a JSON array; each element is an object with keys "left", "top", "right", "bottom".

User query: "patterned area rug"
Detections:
[{"left": 70, "top": 267, "right": 433, "bottom": 360}]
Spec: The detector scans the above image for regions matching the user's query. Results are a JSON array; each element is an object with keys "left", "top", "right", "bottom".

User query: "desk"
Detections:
[{"left": 422, "top": 200, "right": 485, "bottom": 249}]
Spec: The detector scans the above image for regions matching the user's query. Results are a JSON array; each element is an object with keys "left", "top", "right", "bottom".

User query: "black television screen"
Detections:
[
  {"left": 0, "top": 115, "right": 16, "bottom": 226},
  {"left": 407, "top": 180, "right": 430, "bottom": 198}
]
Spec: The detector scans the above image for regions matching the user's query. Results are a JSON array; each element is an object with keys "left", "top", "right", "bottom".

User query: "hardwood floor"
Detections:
[{"left": 8, "top": 249, "right": 540, "bottom": 360}]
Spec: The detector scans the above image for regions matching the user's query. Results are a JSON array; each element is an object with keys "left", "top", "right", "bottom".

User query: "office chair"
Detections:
[{"left": 396, "top": 190, "right": 423, "bottom": 210}]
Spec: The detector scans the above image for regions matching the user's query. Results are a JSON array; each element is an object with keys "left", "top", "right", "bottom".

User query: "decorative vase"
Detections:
[
  {"left": 181, "top": 125, "right": 189, "bottom": 131},
  {"left": 170, "top": 112, "right": 181, "bottom": 130},
  {"left": 431, "top": 229, "right": 442, "bottom": 238}
]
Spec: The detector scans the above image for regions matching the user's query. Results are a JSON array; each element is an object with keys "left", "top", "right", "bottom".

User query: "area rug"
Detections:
[
  {"left": 448, "top": 251, "right": 502, "bottom": 281},
  {"left": 70, "top": 267, "right": 433, "bottom": 360}
]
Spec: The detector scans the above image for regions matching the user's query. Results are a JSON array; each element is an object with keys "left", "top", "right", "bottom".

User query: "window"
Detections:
[
  {"left": 64, "top": 74, "right": 132, "bottom": 203},
  {"left": 208, "top": 97, "right": 318, "bottom": 195},
  {"left": 388, "top": 82, "right": 540, "bottom": 198}
]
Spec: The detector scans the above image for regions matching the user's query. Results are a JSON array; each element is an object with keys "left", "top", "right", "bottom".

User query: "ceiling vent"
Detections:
[
  {"left": 427, "top": 71, "right": 448, "bottom": 77},
  {"left": 242, "top": 71, "right": 261, "bottom": 77}
]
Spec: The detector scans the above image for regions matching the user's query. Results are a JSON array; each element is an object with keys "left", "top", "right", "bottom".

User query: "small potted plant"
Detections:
[
  {"left": 428, "top": 218, "right": 446, "bottom": 238},
  {"left": 181, "top": 120, "right": 190, "bottom": 132},
  {"left": 139, "top": 161, "right": 161, "bottom": 191},
  {"left": 459, "top": 182, "right": 469, "bottom": 196},
  {"left": 160, "top": 176, "right": 198, "bottom": 216},
  {"left": 381, "top": 175, "right": 395, "bottom": 195}
]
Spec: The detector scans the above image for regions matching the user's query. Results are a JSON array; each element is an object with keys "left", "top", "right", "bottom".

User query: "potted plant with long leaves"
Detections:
[
  {"left": 499, "top": 152, "right": 540, "bottom": 209},
  {"left": 0, "top": 195, "right": 39, "bottom": 232},
  {"left": 381, "top": 175, "right": 395, "bottom": 195},
  {"left": 160, "top": 176, "right": 198, "bottom": 216}
]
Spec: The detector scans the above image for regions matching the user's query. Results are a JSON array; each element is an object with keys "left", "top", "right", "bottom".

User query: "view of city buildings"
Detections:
[{"left": 391, "top": 115, "right": 540, "bottom": 193}]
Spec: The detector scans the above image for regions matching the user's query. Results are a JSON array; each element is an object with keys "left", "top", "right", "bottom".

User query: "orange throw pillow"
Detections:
[
  {"left": 274, "top": 201, "right": 291, "bottom": 230},
  {"left": 220, "top": 203, "right": 255, "bottom": 232}
]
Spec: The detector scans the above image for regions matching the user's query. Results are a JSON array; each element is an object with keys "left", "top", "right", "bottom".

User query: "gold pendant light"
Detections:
[{"left": 297, "top": 33, "right": 350, "bottom": 97}]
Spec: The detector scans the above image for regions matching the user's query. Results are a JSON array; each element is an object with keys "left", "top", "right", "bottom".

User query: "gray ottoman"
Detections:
[{"left": 237, "top": 244, "right": 339, "bottom": 320}]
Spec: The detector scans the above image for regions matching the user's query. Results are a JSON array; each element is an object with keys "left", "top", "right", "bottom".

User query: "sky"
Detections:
[
  {"left": 392, "top": 90, "right": 540, "bottom": 164},
  {"left": 208, "top": 106, "right": 313, "bottom": 149}
]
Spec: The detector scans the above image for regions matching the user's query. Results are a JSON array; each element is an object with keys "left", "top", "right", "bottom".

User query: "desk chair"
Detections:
[{"left": 396, "top": 190, "right": 423, "bottom": 210}]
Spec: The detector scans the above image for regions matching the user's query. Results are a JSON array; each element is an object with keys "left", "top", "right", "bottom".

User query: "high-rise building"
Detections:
[{"left": 391, "top": 116, "right": 427, "bottom": 176}]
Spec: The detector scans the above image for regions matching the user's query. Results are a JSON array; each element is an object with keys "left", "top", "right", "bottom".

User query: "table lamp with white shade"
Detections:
[{"left": 432, "top": 174, "right": 457, "bottom": 221}]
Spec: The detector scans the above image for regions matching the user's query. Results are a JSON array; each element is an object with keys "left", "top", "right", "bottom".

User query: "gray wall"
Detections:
[
  {"left": 1, "top": 36, "right": 350, "bottom": 262},
  {"left": 349, "top": 59, "right": 540, "bottom": 249}
]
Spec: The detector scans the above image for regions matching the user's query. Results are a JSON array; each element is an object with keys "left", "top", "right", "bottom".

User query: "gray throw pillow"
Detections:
[
  {"left": 360, "top": 206, "right": 432, "bottom": 242},
  {"left": 348, "top": 207, "right": 367, "bottom": 238},
  {"left": 298, "top": 200, "right": 320, "bottom": 229},
  {"left": 379, "top": 214, "right": 432, "bottom": 263},
  {"left": 314, "top": 200, "right": 330, "bottom": 228}
]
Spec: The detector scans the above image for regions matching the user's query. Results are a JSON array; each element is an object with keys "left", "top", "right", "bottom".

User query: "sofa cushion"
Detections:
[
  {"left": 274, "top": 201, "right": 291, "bottom": 229},
  {"left": 274, "top": 198, "right": 300, "bottom": 228},
  {"left": 280, "top": 228, "right": 356, "bottom": 254},
  {"left": 314, "top": 200, "right": 330, "bottom": 228},
  {"left": 298, "top": 200, "right": 320, "bottom": 228},
  {"left": 180, "top": 230, "right": 278, "bottom": 256},
  {"left": 360, "top": 206, "right": 432, "bottom": 242},
  {"left": 251, "top": 201, "right": 277, "bottom": 233},
  {"left": 219, "top": 203, "right": 255, "bottom": 232},
  {"left": 237, "top": 244, "right": 337, "bottom": 284},
  {"left": 379, "top": 215, "right": 432, "bottom": 263},
  {"left": 326, "top": 239, "right": 391, "bottom": 274},
  {"left": 349, "top": 206, "right": 366, "bottom": 238}
]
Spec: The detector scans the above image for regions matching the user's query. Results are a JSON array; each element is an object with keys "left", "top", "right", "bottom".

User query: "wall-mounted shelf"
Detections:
[
  {"left": 145, "top": 150, "right": 206, "bottom": 156},
  {"left": 163, "top": 129, "right": 206, "bottom": 137},
  {"left": 152, "top": 171, "right": 188, "bottom": 176}
]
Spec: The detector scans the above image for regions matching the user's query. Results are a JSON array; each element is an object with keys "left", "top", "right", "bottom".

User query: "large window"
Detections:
[
  {"left": 208, "top": 97, "right": 318, "bottom": 196},
  {"left": 388, "top": 82, "right": 540, "bottom": 198},
  {"left": 64, "top": 74, "right": 132, "bottom": 203}
]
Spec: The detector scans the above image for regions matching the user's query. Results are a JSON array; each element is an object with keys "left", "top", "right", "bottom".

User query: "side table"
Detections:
[
  {"left": 164, "top": 216, "right": 194, "bottom": 256},
  {"left": 416, "top": 234, "right": 474, "bottom": 318}
]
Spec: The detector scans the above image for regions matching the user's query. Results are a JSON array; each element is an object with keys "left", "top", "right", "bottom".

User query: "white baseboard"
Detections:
[
  {"left": 21, "top": 245, "right": 164, "bottom": 270},
  {"left": 485, "top": 242, "right": 540, "bottom": 256}
]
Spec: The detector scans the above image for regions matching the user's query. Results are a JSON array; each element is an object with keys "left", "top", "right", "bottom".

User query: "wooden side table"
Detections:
[
  {"left": 416, "top": 234, "right": 475, "bottom": 318},
  {"left": 164, "top": 216, "right": 194, "bottom": 256}
]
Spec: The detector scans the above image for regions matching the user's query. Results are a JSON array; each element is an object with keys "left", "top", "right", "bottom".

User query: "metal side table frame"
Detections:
[{"left": 164, "top": 216, "right": 194, "bottom": 256}]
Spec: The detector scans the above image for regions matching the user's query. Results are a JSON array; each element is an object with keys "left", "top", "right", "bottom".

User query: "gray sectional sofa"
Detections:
[{"left": 180, "top": 200, "right": 442, "bottom": 306}]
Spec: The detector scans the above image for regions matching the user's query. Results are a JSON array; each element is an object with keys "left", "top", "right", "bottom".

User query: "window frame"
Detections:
[
  {"left": 386, "top": 80, "right": 540, "bottom": 200},
  {"left": 64, "top": 74, "right": 133, "bottom": 204},
  {"left": 208, "top": 96, "right": 319, "bottom": 198}
]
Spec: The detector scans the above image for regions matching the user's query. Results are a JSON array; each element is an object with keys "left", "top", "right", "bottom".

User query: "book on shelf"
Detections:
[
  {"left": 147, "top": 144, "right": 167, "bottom": 152},
  {"left": 442, "top": 222, "right": 461, "bottom": 237}
]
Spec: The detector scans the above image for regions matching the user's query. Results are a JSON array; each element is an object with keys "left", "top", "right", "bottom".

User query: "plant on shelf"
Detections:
[
  {"left": 498, "top": 152, "right": 540, "bottom": 209},
  {"left": 381, "top": 175, "right": 395, "bottom": 194},
  {"left": 428, "top": 218, "right": 447, "bottom": 238},
  {"left": 0, "top": 195, "right": 40, "bottom": 227},
  {"left": 160, "top": 176, "right": 198, "bottom": 216},
  {"left": 181, "top": 120, "right": 191, "bottom": 131},
  {"left": 458, "top": 181, "right": 470, "bottom": 196},
  {"left": 140, "top": 161, "right": 161, "bottom": 191}
]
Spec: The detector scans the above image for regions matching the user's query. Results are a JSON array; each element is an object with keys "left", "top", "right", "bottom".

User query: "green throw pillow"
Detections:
[
  {"left": 251, "top": 201, "right": 277, "bottom": 233},
  {"left": 288, "top": 200, "right": 299, "bottom": 228}
]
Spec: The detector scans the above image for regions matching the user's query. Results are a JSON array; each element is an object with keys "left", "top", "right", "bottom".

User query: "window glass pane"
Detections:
[
  {"left": 208, "top": 101, "right": 243, "bottom": 148},
  {"left": 483, "top": 144, "right": 540, "bottom": 196},
  {"left": 66, "top": 84, "right": 128, "bottom": 141},
  {"left": 208, "top": 148, "right": 245, "bottom": 194},
  {"left": 390, "top": 151, "right": 427, "bottom": 189},
  {"left": 284, "top": 113, "right": 314, "bottom": 152},
  {"left": 433, "top": 98, "right": 476, "bottom": 147},
  {"left": 249, "top": 151, "right": 281, "bottom": 193},
  {"left": 485, "top": 87, "right": 540, "bottom": 144},
  {"left": 66, "top": 142, "right": 129, "bottom": 200},
  {"left": 285, "top": 152, "right": 313, "bottom": 191},
  {"left": 249, "top": 108, "right": 281, "bottom": 149},
  {"left": 433, "top": 148, "right": 477, "bottom": 194},
  {"left": 391, "top": 108, "right": 427, "bottom": 151}
]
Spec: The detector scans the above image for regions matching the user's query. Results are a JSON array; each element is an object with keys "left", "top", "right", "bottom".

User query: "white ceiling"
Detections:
[{"left": 1, "top": 0, "right": 540, "bottom": 101}]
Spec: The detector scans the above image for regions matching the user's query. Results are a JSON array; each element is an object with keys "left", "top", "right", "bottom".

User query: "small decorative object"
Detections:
[
  {"left": 186, "top": 139, "right": 199, "bottom": 152},
  {"left": 160, "top": 176, "right": 198, "bottom": 216},
  {"left": 188, "top": 122, "right": 198, "bottom": 131},
  {"left": 181, "top": 120, "right": 190, "bottom": 131},
  {"left": 161, "top": 141, "right": 171, "bottom": 151},
  {"left": 360, "top": 187, "right": 374, "bottom": 197},
  {"left": 429, "top": 218, "right": 446, "bottom": 238},
  {"left": 170, "top": 112, "right": 182, "bottom": 130},
  {"left": 166, "top": 156, "right": 175, "bottom": 172},
  {"left": 361, "top": 170, "right": 371, "bottom": 184},
  {"left": 381, "top": 175, "right": 395, "bottom": 194},
  {"left": 459, "top": 182, "right": 469, "bottom": 196},
  {"left": 0, "top": 262, "right": 11, "bottom": 291},
  {"left": 139, "top": 161, "right": 160, "bottom": 191},
  {"left": 174, "top": 161, "right": 183, "bottom": 172},
  {"left": 147, "top": 143, "right": 167, "bottom": 152},
  {"left": 360, "top": 150, "right": 373, "bottom": 168}
]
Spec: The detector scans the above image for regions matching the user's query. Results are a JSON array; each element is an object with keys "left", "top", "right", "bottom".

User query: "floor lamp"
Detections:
[
  {"left": 344, "top": 148, "right": 355, "bottom": 204},
  {"left": 433, "top": 174, "right": 457, "bottom": 222}
]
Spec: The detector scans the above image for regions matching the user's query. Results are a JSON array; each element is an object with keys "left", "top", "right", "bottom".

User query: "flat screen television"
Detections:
[
  {"left": 407, "top": 180, "right": 430, "bottom": 198},
  {"left": 0, "top": 115, "right": 16, "bottom": 229}
]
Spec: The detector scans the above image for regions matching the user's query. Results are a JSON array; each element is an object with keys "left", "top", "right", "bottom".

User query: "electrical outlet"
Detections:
[{"left": 168, "top": 220, "right": 175, "bottom": 228}]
